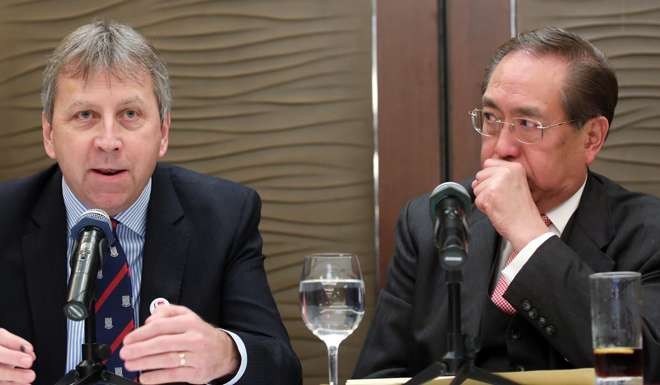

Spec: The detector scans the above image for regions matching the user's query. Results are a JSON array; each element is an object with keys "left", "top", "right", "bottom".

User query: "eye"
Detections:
[
  {"left": 482, "top": 111, "right": 498, "bottom": 123},
  {"left": 123, "top": 110, "right": 138, "bottom": 120},
  {"left": 516, "top": 118, "right": 540, "bottom": 130},
  {"left": 76, "top": 110, "right": 93, "bottom": 120}
]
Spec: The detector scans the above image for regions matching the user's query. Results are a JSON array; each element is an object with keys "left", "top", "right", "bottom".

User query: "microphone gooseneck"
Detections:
[{"left": 64, "top": 209, "right": 115, "bottom": 321}]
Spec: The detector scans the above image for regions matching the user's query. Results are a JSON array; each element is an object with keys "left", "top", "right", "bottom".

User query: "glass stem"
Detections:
[{"left": 327, "top": 343, "right": 340, "bottom": 385}]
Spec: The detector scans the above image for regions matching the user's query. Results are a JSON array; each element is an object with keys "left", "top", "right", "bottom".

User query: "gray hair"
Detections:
[{"left": 41, "top": 20, "right": 171, "bottom": 123}]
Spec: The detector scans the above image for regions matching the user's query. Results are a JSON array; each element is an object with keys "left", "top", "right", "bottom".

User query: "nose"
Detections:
[
  {"left": 492, "top": 123, "right": 520, "bottom": 160},
  {"left": 94, "top": 116, "right": 122, "bottom": 152}
]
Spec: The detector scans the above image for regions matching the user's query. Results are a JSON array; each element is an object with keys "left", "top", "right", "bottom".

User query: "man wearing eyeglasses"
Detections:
[{"left": 354, "top": 27, "right": 660, "bottom": 381}]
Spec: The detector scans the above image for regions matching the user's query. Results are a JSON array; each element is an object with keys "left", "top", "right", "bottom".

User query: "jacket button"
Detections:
[
  {"left": 545, "top": 325, "right": 556, "bottom": 336},
  {"left": 521, "top": 299, "right": 532, "bottom": 311},
  {"left": 538, "top": 316, "right": 547, "bottom": 326},
  {"left": 510, "top": 329, "right": 521, "bottom": 340},
  {"left": 527, "top": 308, "right": 538, "bottom": 320}
]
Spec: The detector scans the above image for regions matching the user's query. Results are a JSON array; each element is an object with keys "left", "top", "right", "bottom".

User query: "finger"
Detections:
[
  {"left": 137, "top": 367, "right": 198, "bottom": 385},
  {"left": 0, "top": 365, "right": 36, "bottom": 384},
  {"left": 0, "top": 346, "right": 34, "bottom": 369},
  {"left": 0, "top": 330, "right": 34, "bottom": 355},
  {"left": 121, "top": 333, "right": 190, "bottom": 361},
  {"left": 123, "top": 314, "right": 190, "bottom": 345},
  {"left": 483, "top": 157, "right": 511, "bottom": 168},
  {"left": 474, "top": 166, "right": 500, "bottom": 184},
  {"left": 145, "top": 305, "right": 191, "bottom": 323},
  {"left": 125, "top": 351, "right": 190, "bottom": 372}
]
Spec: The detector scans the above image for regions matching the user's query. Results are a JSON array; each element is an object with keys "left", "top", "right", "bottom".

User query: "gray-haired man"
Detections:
[{"left": 0, "top": 20, "right": 301, "bottom": 385}]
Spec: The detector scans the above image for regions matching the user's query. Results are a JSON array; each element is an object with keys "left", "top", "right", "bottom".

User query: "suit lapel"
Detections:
[
  {"left": 562, "top": 172, "right": 615, "bottom": 272},
  {"left": 139, "top": 165, "right": 192, "bottom": 324},
  {"left": 22, "top": 168, "right": 68, "bottom": 380},
  {"left": 462, "top": 207, "right": 499, "bottom": 338}
]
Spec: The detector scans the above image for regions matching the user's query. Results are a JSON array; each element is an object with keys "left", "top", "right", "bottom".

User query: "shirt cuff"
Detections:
[
  {"left": 502, "top": 232, "right": 556, "bottom": 283},
  {"left": 218, "top": 329, "right": 247, "bottom": 385}
]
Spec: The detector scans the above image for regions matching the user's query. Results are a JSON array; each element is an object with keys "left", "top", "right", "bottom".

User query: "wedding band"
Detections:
[{"left": 178, "top": 352, "right": 186, "bottom": 367}]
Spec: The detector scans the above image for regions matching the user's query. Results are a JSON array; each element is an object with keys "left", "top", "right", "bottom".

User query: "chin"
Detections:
[{"left": 90, "top": 196, "right": 128, "bottom": 216}]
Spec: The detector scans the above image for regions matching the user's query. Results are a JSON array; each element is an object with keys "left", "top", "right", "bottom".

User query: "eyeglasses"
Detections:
[{"left": 469, "top": 108, "right": 575, "bottom": 144}]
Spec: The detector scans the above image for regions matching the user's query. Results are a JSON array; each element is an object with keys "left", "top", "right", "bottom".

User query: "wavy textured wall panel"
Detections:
[
  {"left": 517, "top": 0, "right": 660, "bottom": 197},
  {"left": 0, "top": 2, "right": 374, "bottom": 384}
]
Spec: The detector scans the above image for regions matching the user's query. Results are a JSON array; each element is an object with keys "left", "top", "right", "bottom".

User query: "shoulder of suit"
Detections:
[
  {"left": 153, "top": 162, "right": 259, "bottom": 207},
  {"left": 0, "top": 164, "right": 61, "bottom": 235},
  {"left": 588, "top": 170, "right": 660, "bottom": 224}
]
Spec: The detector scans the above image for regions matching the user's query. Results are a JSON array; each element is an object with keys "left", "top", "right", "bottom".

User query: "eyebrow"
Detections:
[
  {"left": 481, "top": 96, "right": 543, "bottom": 118},
  {"left": 62, "top": 100, "right": 96, "bottom": 114},
  {"left": 118, "top": 96, "right": 145, "bottom": 108}
]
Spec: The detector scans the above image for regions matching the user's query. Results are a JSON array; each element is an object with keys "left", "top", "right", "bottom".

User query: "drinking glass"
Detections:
[
  {"left": 300, "top": 253, "right": 365, "bottom": 385},
  {"left": 590, "top": 271, "right": 643, "bottom": 385}
]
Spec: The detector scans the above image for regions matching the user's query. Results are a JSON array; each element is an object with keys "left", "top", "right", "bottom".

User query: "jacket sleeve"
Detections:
[
  {"left": 217, "top": 189, "right": 302, "bottom": 384},
  {"left": 505, "top": 209, "right": 660, "bottom": 382}
]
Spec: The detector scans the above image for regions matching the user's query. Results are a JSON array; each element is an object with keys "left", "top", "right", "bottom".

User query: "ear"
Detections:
[
  {"left": 583, "top": 116, "right": 609, "bottom": 165},
  {"left": 158, "top": 112, "right": 171, "bottom": 158},
  {"left": 42, "top": 112, "right": 57, "bottom": 160}
]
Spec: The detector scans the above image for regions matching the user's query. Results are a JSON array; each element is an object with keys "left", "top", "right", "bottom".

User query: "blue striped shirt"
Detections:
[{"left": 63, "top": 178, "right": 150, "bottom": 371}]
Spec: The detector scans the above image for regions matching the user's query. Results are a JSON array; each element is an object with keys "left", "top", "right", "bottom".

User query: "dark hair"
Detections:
[
  {"left": 482, "top": 26, "right": 618, "bottom": 128},
  {"left": 41, "top": 20, "right": 171, "bottom": 124}
]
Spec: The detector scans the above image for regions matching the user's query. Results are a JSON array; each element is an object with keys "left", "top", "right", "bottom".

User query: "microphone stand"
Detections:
[
  {"left": 404, "top": 246, "right": 519, "bottom": 385},
  {"left": 54, "top": 304, "right": 136, "bottom": 385}
]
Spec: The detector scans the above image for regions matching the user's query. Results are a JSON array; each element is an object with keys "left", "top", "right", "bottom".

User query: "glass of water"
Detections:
[{"left": 300, "top": 253, "right": 365, "bottom": 385}]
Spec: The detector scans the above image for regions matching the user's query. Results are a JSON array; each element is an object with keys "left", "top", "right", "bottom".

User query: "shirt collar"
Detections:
[
  {"left": 544, "top": 175, "right": 587, "bottom": 235},
  {"left": 62, "top": 178, "right": 151, "bottom": 238}
]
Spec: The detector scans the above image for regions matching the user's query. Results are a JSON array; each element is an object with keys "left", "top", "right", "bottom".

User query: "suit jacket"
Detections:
[
  {"left": 0, "top": 163, "right": 302, "bottom": 385},
  {"left": 353, "top": 171, "right": 660, "bottom": 381}
]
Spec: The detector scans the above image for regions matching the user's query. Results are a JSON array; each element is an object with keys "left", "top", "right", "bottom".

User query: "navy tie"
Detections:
[{"left": 95, "top": 218, "right": 137, "bottom": 379}]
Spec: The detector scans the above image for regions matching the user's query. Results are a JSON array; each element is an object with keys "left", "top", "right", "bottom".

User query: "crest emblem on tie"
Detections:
[
  {"left": 97, "top": 270, "right": 103, "bottom": 280},
  {"left": 105, "top": 317, "right": 113, "bottom": 330},
  {"left": 114, "top": 367, "right": 123, "bottom": 376},
  {"left": 122, "top": 295, "right": 131, "bottom": 308}
]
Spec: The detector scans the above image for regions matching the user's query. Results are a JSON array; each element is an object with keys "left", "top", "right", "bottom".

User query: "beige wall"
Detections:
[{"left": 0, "top": 2, "right": 375, "bottom": 385}]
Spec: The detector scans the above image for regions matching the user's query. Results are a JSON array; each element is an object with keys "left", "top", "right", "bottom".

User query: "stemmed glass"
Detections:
[{"left": 300, "top": 253, "right": 365, "bottom": 385}]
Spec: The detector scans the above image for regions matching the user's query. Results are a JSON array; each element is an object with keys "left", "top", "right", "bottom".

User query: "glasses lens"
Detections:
[{"left": 512, "top": 118, "right": 542, "bottom": 144}]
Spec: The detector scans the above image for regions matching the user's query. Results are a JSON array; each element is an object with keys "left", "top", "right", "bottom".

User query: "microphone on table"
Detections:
[
  {"left": 429, "top": 182, "right": 472, "bottom": 269},
  {"left": 64, "top": 209, "right": 116, "bottom": 321}
]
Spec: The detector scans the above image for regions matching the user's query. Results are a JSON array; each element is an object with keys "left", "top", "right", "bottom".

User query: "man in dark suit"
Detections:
[
  {"left": 354, "top": 27, "right": 660, "bottom": 381},
  {"left": 0, "top": 21, "right": 301, "bottom": 385}
]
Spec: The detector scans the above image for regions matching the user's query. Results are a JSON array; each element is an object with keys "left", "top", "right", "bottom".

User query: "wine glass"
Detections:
[{"left": 300, "top": 253, "right": 365, "bottom": 385}]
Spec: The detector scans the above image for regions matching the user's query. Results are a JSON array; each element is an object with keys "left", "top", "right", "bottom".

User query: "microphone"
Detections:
[
  {"left": 64, "top": 209, "right": 115, "bottom": 321},
  {"left": 429, "top": 182, "right": 472, "bottom": 269}
]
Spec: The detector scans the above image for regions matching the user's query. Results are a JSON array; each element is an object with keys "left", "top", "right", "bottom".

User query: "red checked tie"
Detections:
[
  {"left": 490, "top": 214, "right": 552, "bottom": 315},
  {"left": 94, "top": 218, "right": 137, "bottom": 379}
]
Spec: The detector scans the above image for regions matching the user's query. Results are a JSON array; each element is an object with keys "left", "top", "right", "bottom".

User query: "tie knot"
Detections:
[{"left": 541, "top": 213, "right": 552, "bottom": 227}]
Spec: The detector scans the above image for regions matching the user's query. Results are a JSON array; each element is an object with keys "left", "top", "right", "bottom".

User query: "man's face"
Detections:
[
  {"left": 42, "top": 69, "right": 170, "bottom": 216},
  {"left": 480, "top": 51, "right": 597, "bottom": 212}
]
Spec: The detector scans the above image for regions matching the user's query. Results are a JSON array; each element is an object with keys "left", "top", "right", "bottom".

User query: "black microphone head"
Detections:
[
  {"left": 429, "top": 181, "right": 472, "bottom": 219},
  {"left": 71, "top": 209, "right": 115, "bottom": 244}
]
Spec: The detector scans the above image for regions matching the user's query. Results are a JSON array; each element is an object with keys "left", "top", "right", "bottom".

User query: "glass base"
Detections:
[{"left": 596, "top": 376, "right": 642, "bottom": 385}]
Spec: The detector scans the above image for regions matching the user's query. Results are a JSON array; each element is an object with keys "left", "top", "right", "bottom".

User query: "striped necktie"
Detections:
[
  {"left": 490, "top": 214, "right": 552, "bottom": 315},
  {"left": 95, "top": 218, "right": 137, "bottom": 379}
]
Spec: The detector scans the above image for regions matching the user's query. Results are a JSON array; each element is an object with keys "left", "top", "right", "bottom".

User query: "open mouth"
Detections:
[{"left": 93, "top": 168, "right": 126, "bottom": 176}]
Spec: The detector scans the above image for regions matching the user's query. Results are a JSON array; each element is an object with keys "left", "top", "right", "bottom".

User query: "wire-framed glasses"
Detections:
[{"left": 469, "top": 108, "right": 575, "bottom": 144}]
